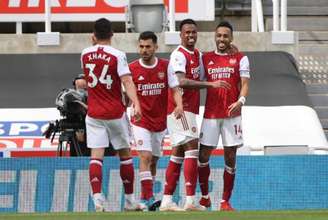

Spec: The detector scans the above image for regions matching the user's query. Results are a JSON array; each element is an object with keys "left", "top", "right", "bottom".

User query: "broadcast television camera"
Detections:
[{"left": 43, "top": 88, "right": 88, "bottom": 156}]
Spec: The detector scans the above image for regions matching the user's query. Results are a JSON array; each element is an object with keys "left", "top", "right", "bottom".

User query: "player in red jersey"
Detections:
[
  {"left": 198, "top": 21, "right": 250, "bottom": 211},
  {"left": 159, "top": 19, "right": 231, "bottom": 211},
  {"left": 129, "top": 31, "right": 183, "bottom": 211},
  {"left": 81, "top": 18, "right": 142, "bottom": 212}
]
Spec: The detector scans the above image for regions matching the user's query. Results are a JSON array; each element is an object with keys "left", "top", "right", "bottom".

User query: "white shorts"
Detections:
[
  {"left": 86, "top": 113, "right": 130, "bottom": 150},
  {"left": 132, "top": 125, "right": 166, "bottom": 157},
  {"left": 167, "top": 111, "right": 198, "bottom": 147},
  {"left": 200, "top": 116, "right": 243, "bottom": 148}
]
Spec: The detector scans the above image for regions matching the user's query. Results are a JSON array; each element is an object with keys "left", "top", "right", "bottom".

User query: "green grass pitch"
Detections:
[{"left": 1, "top": 210, "right": 328, "bottom": 220}]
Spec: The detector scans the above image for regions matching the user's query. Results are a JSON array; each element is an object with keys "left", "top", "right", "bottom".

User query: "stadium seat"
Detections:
[
  {"left": 262, "top": 0, "right": 328, "bottom": 16},
  {"left": 125, "top": 0, "right": 168, "bottom": 33},
  {"left": 216, "top": 0, "right": 328, "bottom": 16},
  {"left": 225, "top": 0, "right": 252, "bottom": 11}
]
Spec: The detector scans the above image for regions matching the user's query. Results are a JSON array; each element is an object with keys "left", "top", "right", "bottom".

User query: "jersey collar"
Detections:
[
  {"left": 179, "top": 45, "right": 195, "bottom": 54},
  {"left": 214, "top": 50, "right": 228, "bottom": 56},
  {"left": 138, "top": 57, "right": 158, "bottom": 69}
]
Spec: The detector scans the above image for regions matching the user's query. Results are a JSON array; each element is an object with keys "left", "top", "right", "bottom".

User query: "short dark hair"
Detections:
[
  {"left": 94, "top": 18, "right": 113, "bottom": 40},
  {"left": 216, "top": 21, "right": 233, "bottom": 35},
  {"left": 179, "top": 18, "right": 197, "bottom": 31},
  {"left": 72, "top": 73, "right": 84, "bottom": 87},
  {"left": 138, "top": 31, "right": 157, "bottom": 43}
]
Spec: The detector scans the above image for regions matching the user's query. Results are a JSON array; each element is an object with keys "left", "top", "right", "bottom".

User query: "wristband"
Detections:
[{"left": 238, "top": 96, "right": 246, "bottom": 105}]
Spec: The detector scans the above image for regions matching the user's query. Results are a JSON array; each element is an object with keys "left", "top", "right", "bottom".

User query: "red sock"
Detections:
[
  {"left": 163, "top": 156, "right": 183, "bottom": 195},
  {"left": 198, "top": 161, "right": 210, "bottom": 196},
  {"left": 222, "top": 167, "right": 235, "bottom": 201},
  {"left": 184, "top": 150, "right": 198, "bottom": 196},
  {"left": 120, "top": 157, "right": 134, "bottom": 194},
  {"left": 89, "top": 158, "right": 103, "bottom": 194},
  {"left": 140, "top": 171, "right": 153, "bottom": 200}
]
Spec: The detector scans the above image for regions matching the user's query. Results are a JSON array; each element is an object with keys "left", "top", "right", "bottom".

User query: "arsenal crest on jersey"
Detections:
[
  {"left": 158, "top": 72, "right": 165, "bottom": 80},
  {"left": 229, "top": 58, "right": 237, "bottom": 65}
]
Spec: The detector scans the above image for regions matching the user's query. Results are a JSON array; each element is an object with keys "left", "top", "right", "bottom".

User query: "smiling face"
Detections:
[
  {"left": 180, "top": 23, "right": 198, "bottom": 51},
  {"left": 138, "top": 38, "right": 157, "bottom": 63},
  {"left": 215, "top": 26, "right": 233, "bottom": 53}
]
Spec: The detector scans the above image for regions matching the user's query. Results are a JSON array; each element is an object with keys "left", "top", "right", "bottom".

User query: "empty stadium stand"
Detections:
[
  {"left": 299, "top": 35, "right": 328, "bottom": 139},
  {"left": 216, "top": 0, "right": 328, "bottom": 15},
  {"left": 0, "top": 52, "right": 311, "bottom": 108},
  {"left": 215, "top": 0, "right": 328, "bottom": 31}
]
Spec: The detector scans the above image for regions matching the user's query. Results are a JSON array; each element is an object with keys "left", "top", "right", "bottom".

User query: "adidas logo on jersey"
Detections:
[
  {"left": 208, "top": 61, "right": 214, "bottom": 65},
  {"left": 138, "top": 75, "right": 145, "bottom": 81},
  {"left": 190, "top": 60, "right": 194, "bottom": 64}
]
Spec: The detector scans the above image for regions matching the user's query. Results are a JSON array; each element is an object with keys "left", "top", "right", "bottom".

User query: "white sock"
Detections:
[
  {"left": 186, "top": 195, "right": 195, "bottom": 205},
  {"left": 202, "top": 194, "right": 209, "bottom": 199},
  {"left": 125, "top": 193, "right": 135, "bottom": 202},
  {"left": 162, "top": 195, "right": 173, "bottom": 204},
  {"left": 93, "top": 193, "right": 103, "bottom": 199}
]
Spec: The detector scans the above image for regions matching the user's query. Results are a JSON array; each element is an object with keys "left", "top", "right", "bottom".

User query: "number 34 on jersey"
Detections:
[{"left": 85, "top": 63, "right": 113, "bottom": 89}]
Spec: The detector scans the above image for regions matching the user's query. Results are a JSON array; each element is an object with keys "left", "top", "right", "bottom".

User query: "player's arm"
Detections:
[
  {"left": 176, "top": 72, "right": 230, "bottom": 89},
  {"left": 167, "top": 62, "right": 183, "bottom": 119},
  {"left": 171, "top": 87, "right": 183, "bottom": 119},
  {"left": 228, "top": 56, "right": 250, "bottom": 116},
  {"left": 117, "top": 52, "right": 141, "bottom": 120},
  {"left": 121, "top": 75, "right": 142, "bottom": 121},
  {"left": 169, "top": 51, "right": 230, "bottom": 89}
]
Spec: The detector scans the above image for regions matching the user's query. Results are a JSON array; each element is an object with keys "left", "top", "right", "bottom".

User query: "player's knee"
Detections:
[
  {"left": 139, "top": 151, "right": 152, "bottom": 163},
  {"left": 117, "top": 148, "right": 131, "bottom": 159},
  {"left": 184, "top": 138, "right": 198, "bottom": 150},
  {"left": 91, "top": 148, "right": 105, "bottom": 159},
  {"left": 199, "top": 144, "right": 212, "bottom": 162},
  {"left": 151, "top": 156, "right": 159, "bottom": 165}
]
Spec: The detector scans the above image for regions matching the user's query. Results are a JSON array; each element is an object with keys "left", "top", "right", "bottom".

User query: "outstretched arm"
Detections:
[{"left": 176, "top": 72, "right": 231, "bottom": 89}]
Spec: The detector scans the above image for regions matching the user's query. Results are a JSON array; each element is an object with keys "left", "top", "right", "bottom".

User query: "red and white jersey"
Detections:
[
  {"left": 129, "top": 57, "right": 179, "bottom": 132},
  {"left": 202, "top": 51, "right": 250, "bottom": 119},
  {"left": 167, "top": 45, "right": 203, "bottom": 115},
  {"left": 81, "top": 44, "right": 130, "bottom": 120}
]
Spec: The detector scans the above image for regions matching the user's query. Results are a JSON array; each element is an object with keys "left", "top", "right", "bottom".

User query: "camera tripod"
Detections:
[{"left": 57, "top": 129, "right": 85, "bottom": 156}]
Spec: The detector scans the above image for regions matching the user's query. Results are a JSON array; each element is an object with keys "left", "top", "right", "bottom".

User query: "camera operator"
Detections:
[
  {"left": 45, "top": 72, "right": 119, "bottom": 157},
  {"left": 73, "top": 74, "right": 118, "bottom": 157},
  {"left": 70, "top": 74, "right": 90, "bottom": 156}
]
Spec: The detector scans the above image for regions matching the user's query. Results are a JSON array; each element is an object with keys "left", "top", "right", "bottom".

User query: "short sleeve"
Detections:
[
  {"left": 117, "top": 52, "right": 131, "bottom": 77},
  {"left": 169, "top": 51, "right": 186, "bottom": 74},
  {"left": 240, "top": 56, "right": 250, "bottom": 78},
  {"left": 80, "top": 54, "right": 83, "bottom": 69},
  {"left": 167, "top": 64, "right": 180, "bottom": 88}
]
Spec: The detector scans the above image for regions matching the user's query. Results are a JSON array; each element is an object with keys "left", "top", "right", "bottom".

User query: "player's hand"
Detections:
[
  {"left": 211, "top": 80, "right": 231, "bottom": 89},
  {"left": 132, "top": 102, "right": 142, "bottom": 122},
  {"left": 228, "top": 101, "right": 243, "bottom": 116},
  {"left": 173, "top": 105, "right": 183, "bottom": 119}
]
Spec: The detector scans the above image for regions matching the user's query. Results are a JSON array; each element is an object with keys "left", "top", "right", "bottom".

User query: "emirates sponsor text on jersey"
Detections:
[
  {"left": 137, "top": 82, "right": 165, "bottom": 96},
  {"left": 191, "top": 66, "right": 201, "bottom": 79},
  {"left": 208, "top": 67, "right": 234, "bottom": 80}
]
